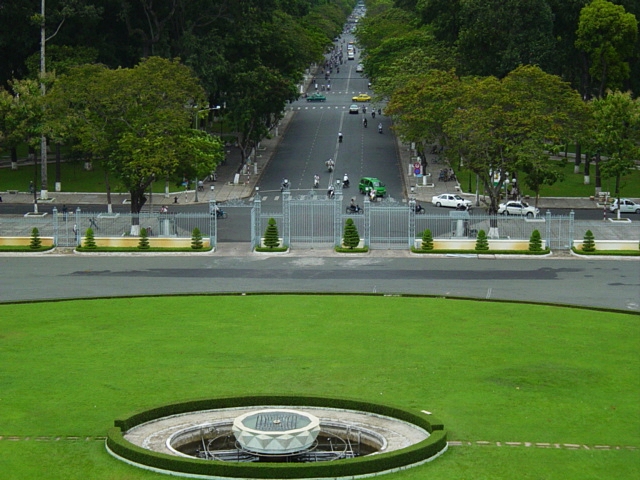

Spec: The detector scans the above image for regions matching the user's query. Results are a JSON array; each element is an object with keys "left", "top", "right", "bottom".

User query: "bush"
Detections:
[
  {"left": 29, "top": 227, "right": 42, "bottom": 250},
  {"left": 343, "top": 218, "right": 360, "bottom": 249},
  {"left": 528, "top": 229, "right": 542, "bottom": 252},
  {"left": 191, "top": 228, "right": 203, "bottom": 250},
  {"left": 83, "top": 228, "right": 97, "bottom": 249},
  {"left": 475, "top": 229, "right": 489, "bottom": 251},
  {"left": 263, "top": 218, "right": 280, "bottom": 248},
  {"left": 138, "top": 228, "right": 150, "bottom": 250},
  {"left": 582, "top": 230, "right": 596, "bottom": 252},
  {"left": 421, "top": 229, "right": 434, "bottom": 251}
]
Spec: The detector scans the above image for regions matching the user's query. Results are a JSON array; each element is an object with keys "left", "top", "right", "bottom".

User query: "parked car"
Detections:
[
  {"left": 349, "top": 104, "right": 359, "bottom": 114},
  {"left": 431, "top": 193, "right": 472, "bottom": 209},
  {"left": 306, "top": 93, "right": 326, "bottom": 102},
  {"left": 352, "top": 93, "right": 371, "bottom": 102},
  {"left": 609, "top": 198, "right": 640, "bottom": 214},
  {"left": 356, "top": 64, "right": 364, "bottom": 73},
  {"left": 358, "top": 177, "right": 386, "bottom": 197},
  {"left": 498, "top": 201, "right": 539, "bottom": 218}
]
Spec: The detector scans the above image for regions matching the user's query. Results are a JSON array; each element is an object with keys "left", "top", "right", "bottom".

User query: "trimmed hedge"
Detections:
[{"left": 107, "top": 395, "right": 447, "bottom": 479}]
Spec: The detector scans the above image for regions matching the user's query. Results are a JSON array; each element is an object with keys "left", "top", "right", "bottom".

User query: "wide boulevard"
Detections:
[{"left": 1, "top": 34, "right": 638, "bottom": 312}]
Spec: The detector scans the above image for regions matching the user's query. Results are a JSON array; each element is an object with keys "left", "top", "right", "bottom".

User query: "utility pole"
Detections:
[{"left": 39, "top": 0, "right": 48, "bottom": 200}]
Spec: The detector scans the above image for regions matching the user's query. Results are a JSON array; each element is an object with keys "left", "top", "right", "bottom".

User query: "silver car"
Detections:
[{"left": 498, "top": 201, "right": 539, "bottom": 218}]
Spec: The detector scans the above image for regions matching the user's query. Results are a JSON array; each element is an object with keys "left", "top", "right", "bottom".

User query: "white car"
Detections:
[
  {"left": 431, "top": 193, "right": 472, "bottom": 209},
  {"left": 498, "top": 201, "right": 539, "bottom": 218},
  {"left": 356, "top": 64, "right": 364, "bottom": 72},
  {"left": 349, "top": 104, "right": 359, "bottom": 114},
  {"left": 609, "top": 198, "right": 640, "bottom": 214}
]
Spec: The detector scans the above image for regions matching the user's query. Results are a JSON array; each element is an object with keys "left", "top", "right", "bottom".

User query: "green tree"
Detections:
[
  {"left": 590, "top": 90, "right": 640, "bottom": 209},
  {"left": 582, "top": 229, "right": 596, "bottom": 252},
  {"left": 455, "top": 0, "right": 556, "bottom": 78},
  {"left": 475, "top": 229, "right": 489, "bottom": 251},
  {"left": 47, "top": 57, "right": 223, "bottom": 226},
  {"left": 343, "top": 218, "right": 361, "bottom": 249},
  {"left": 575, "top": 0, "right": 638, "bottom": 99},
  {"left": 83, "top": 227, "right": 97, "bottom": 249},
  {"left": 263, "top": 218, "right": 281, "bottom": 249},
  {"left": 30, "top": 227, "right": 42, "bottom": 250},
  {"left": 421, "top": 229, "right": 434, "bottom": 251},
  {"left": 529, "top": 229, "right": 543, "bottom": 252},
  {"left": 138, "top": 228, "right": 150, "bottom": 250},
  {"left": 444, "top": 66, "right": 588, "bottom": 213},
  {"left": 191, "top": 227, "right": 204, "bottom": 250}
]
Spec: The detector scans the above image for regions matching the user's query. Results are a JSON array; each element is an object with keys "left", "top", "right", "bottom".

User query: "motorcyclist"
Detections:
[
  {"left": 313, "top": 174, "right": 320, "bottom": 188},
  {"left": 412, "top": 203, "right": 425, "bottom": 214},
  {"left": 327, "top": 184, "right": 335, "bottom": 199},
  {"left": 281, "top": 178, "right": 289, "bottom": 192},
  {"left": 363, "top": 117, "right": 367, "bottom": 128},
  {"left": 338, "top": 132, "right": 343, "bottom": 143},
  {"left": 326, "top": 158, "right": 334, "bottom": 171},
  {"left": 372, "top": 110, "right": 375, "bottom": 118},
  {"left": 343, "top": 173, "right": 350, "bottom": 188},
  {"left": 378, "top": 123, "right": 383, "bottom": 134}
]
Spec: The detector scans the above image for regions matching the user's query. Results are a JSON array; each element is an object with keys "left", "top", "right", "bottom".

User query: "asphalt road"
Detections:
[{"left": 0, "top": 254, "right": 638, "bottom": 312}]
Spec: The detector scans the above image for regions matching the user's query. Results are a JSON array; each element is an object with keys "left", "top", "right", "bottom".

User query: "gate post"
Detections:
[
  {"left": 283, "top": 190, "right": 291, "bottom": 247},
  {"left": 408, "top": 193, "right": 416, "bottom": 248},
  {"left": 252, "top": 187, "right": 262, "bottom": 248},
  {"left": 363, "top": 196, "right": 370, "bottom": 248},
  {"left": 208, "top": 198, "right": 217, "bottom": 248},
  {"left": 52, "top": 206, "right": 59, "bottom": 246},
  {"left": 334, "top": 182, "right": 343, "bottom": 247},
  {"left": 75, "top": 207, "right": 82, "bottom": 246},
  {"left": 545, "top": 209, "right": 552, "bottom": 250},
  {"left": 568, "top": 210, "right": 575, "bottom": 249}
]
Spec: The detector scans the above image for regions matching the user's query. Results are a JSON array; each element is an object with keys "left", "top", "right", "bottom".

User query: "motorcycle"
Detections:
[
  {"left": 326, "top": 159, "right": 335, "bottom": 172},
  {"left": 411, "top": 203, "right": 425, "bottom": 214},
  {"left": 342, "top": 175, "right": 350, "bottom": 188},
  {"left": 346, "top": 204, "right": 363, "bottom": 214},
  {"left": 327, "top": 186, "right": 335, "bottom": 199},
  {"left": 363, "top": 118, "right": 367, "bottom": 128},
  {"left": 281, "top": 179, "right": 290, "bottom": 192},
  {"left": 338, "top": 132, "right": 343, "bottom": 143},
  {"left": 378, "top": 124, "right": 383, "bottom": 134},
  {"left": 313, "top": 175, "right": 320, "bottom": 188},
  {"left": 214, "top": 208, "right": 228, "bottom": 219}
]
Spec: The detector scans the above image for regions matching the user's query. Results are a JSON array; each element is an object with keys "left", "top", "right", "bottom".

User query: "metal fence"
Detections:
[{"left": 3, "top": 200, "right": 639, "bottom": 250}]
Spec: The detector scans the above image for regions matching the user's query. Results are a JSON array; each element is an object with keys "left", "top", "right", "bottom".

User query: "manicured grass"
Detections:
[
  {"left": 0, "top": 295, "right": 638, "bottom": 479},
  {"left": 0, "top": 161, "right": 180, "bottom": 194},
  {"left": 456, "top": 161, "right": 640, "bottom": 198}
]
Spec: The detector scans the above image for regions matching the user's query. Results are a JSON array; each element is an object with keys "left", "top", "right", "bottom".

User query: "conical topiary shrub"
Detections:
[
  {"left": 191, "top": 227, "right": 203, "bottom": 250},
  {"left": 529, "top": 229, "right": 542, "bottom": 252},
  {"left": 421, "top": 229, "right": 434, "bottom": 251},
  {"left": 263, "top": 218, "right": 281, "bottom": 249},
  {"left": 582, "top": 230, "right": 596, "bottom": 252},
  {"left": 475, "top": 229, "right": 489, "bottom": 251},
  {"left": 343, "top": 218, "right": 360, "bottom": 249},
  {"left": 83, "top": 228, "right": 97, "bottom": 249},
  {"left": 30, "top": 227, "right": 42, "bottom": 250},
  {"left": 138, "top": 228, "right": 150, "bottom": 250}
]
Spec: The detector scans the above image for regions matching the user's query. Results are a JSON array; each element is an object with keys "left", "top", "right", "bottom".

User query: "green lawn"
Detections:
[
  {"left": 0, "top": 295, "right": 638, "bottom": 479},
  {"left": 456, "top": 161, "right": 640, "bottom": 198}
]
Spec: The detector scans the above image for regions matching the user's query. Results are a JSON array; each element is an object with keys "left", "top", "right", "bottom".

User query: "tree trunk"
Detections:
[
  {"left": 574, "top": 143, "right": 581, "bottom": 174},
  {"left": 105, "top": 170, "right": 113, "bottom": 214},
  {"left": 594, "top": 153, "right": 601, "bottom": 191},
  {"left": 11, "top": 147, "right": 18, "bottom": 170},
  {"left": 583, "top": 154, "right": 590, "bottom": 185},
  {"left": 55, "top": 143, "right": 62, "bottom": 192}
]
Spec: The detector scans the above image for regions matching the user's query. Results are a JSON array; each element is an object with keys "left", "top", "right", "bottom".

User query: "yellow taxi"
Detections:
[{"left": 351, "top": 93, "right": 371, "bottom": 102}]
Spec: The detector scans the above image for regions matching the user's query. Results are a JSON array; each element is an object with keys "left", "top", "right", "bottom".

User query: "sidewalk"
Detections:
[
  {"left": 394, "top": 141, "right": 618, "bottom": 211},
  {"left": 0, "top": 112, "right": 293, "bottom": 209}
]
